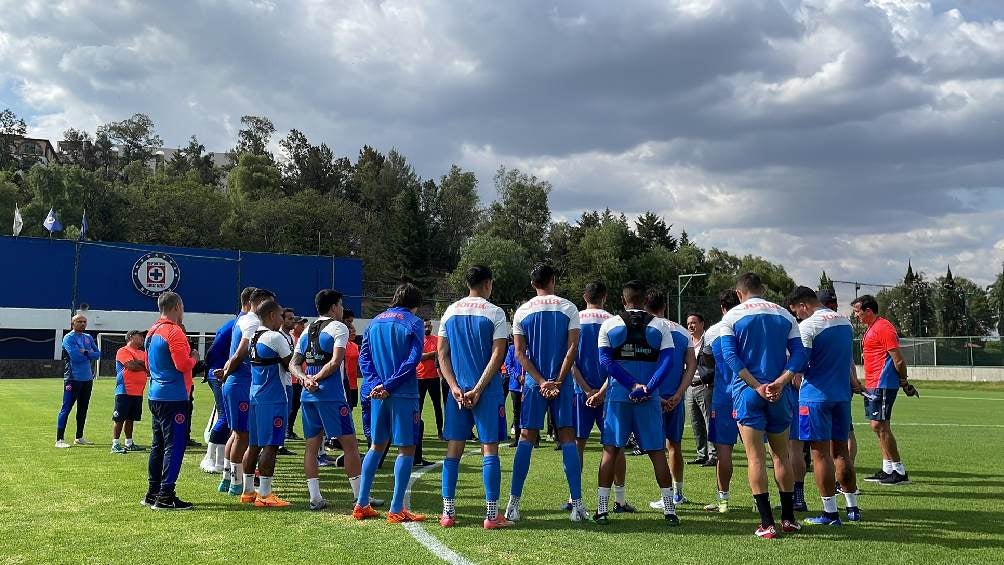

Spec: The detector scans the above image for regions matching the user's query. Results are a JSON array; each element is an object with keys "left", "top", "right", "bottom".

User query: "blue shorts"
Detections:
[
  {"left": 798, "top": 400, "right": 851, "bottom": 442},
  {"left": 222, "top": 378, "right": 251, "bottom": 433},
  {"left": 789, "top": 397, "right": 801, "bottom": 440},
  {"left": 444, "top": 394, "right": 506, "bottom": 444},
  {"left": 708, "top": 404, "right": 738, "bottom": 446},
  {"left": 520, "top": 384, "right": 574, "bottom": 431},
  {"left": 301, "top": 401, "right": 355, "bottom": 440},
  {"left": 573, "top": 393, "right": 604, "bottom": 439},
  {"left": 602, "top": 398, "right": 663, "bottom": 452},
  {"left": 662, "top": 397, "right": 685, "bottom": 443},
  {"left": 371, "top": 396, "right": 420, "bottom": 447},
  {"left": 864, "top": 387, "right": 897, "bottom": 421},
  {"left": 249, "top": 401, "right": 286, "bottom": 446},
  {"left": 733, "top": 385, "right": 792, "bottom": 434}
]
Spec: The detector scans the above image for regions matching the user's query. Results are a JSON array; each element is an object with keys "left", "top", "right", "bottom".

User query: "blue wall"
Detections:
[{"left": 0, "top": 236, "right": 363, "bottom": 316}]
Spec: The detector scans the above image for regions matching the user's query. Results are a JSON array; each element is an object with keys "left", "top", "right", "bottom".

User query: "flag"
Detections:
[
  {"left": 79, "top": 209, "right": 88, "bottom": 241},
  {"left": 43, "top": 208, "right": 62, "bottom": 233},
  {"left": 13, "top": 204, "right": 23, "bottom": 236}
]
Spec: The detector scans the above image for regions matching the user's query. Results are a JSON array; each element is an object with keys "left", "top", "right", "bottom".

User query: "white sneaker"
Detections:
[
  {"left": 649, "top": 499, "right": 665, "bottom": 510},
  {"left": 73, "top": 438, "right": 93, "bottom": 446},
  {"left": 213, "top": 464, "right": 225, "bottom": 473},
  {"left": 309, "top": 498, "right": 328, "bottom": 511},
  {"left": 504, "top": 505, "right": 521, "bottom": 522},
  {"left": 55, "top": 440, "right": 71, "bottom": 449},
  {"left": 570, "top": 506, "right": 589, "bottom": 522},
  {"left": 200, "top": 457, "right": 217, "bottom": 473}
]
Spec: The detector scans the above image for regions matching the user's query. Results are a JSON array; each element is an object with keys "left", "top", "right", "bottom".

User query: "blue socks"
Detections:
[
  {"left": 561, "top": 442, "right": 582, "bottom": 500},
  {"left": 390, "top": 454, "right": 414, "bottom": 513},
  {"left": 357, "top": 448, "right": 382, "bottom": 506},
  {"left": 442, "top": 457, "right": 460, "bottom": 499},
  {"left": 483, "top": 455, "right": 501, "bottom": 502},
  {"left": 510, "top": 440, "right": 533, "bottom": 497}
]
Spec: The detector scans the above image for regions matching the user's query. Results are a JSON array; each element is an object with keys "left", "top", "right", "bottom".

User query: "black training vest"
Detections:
[
  {"left": 304, "top": 318, "right": 335, "bottom": 367},
  {"left": 249, "top": 329, "right": 281, "bottom": 366},
  {"left": 612, "top": 311, "right": 659, "bottom": 363}
]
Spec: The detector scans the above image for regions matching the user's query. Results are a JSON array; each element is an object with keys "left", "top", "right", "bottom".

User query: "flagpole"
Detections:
[{"left": 71, "top": 238, "right": 81, "bottom": 314}]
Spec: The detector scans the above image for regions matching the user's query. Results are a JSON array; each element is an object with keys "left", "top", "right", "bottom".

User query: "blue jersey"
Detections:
[
  {"left": 439, "top": 296, "right": 509, "bottom": 395},
  {"left": 359, "top": 307, "right": 424, "bottom": 399},
  {"left": 62, "top": 331, "right": 100, "bottom": 381},
  {"left": 295, "top": 317, "right": 350, "bottom": 403},
  {"left": 146, "top": 317, "right": 195, "bottom": 402},
  {"left": 658, "top": 320, "right": 692, "bottom": 397},
  {"left": 250, "top": 329, "right": 292, "bottom": 403},
  {"left": 720, "top": 297, "right": 807, "bottom": 393},
  {"left": 705, "top": 322, "right": 736, "bottom": 408},
  {"left": 512, "top": 295, "right": 580, "bottom": 390},
  {"left": 575, "top": 308, "right": 611, "bottom": 393},
  {"left": 228, "top": 312, "right": 260, "bottom": 383},
  {"left": 597, "top": 311, "right": 675, "bottom": 402},
  {"left": 503, "top": 345, "right": 524, "bottom": 391},
  {"left": 206, "top": 318, "right": 236, "bottom": 372},
  {"left": 798, "top": 308, "right": 853, "bottom": 403}
]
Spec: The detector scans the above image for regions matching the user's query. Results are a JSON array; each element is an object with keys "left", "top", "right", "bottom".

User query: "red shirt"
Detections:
[
  {"left": 344, "top": 341, "right": 359, "bottom": 390},
  {"left": 862, "top": 317, "right": 900, "bottom": 389},
  {"left": 416, "top": 334, "right": 438, "bottom": 379},
  {"left": 115, "top": 345, "right": 148, "bottom": 396}
]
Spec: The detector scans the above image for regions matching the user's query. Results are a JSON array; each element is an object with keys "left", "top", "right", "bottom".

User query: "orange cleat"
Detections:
[
  {"left": 401, "top": 509, "right": 426, "bottom": 522},
  {"left": 239, "top": 492, "right": 257, "bottom": 504},
  {"left": 254, "top": 493, "right": 291, "bottom": 507},
  {"left": 387, "top": 509, "right": 426, "bottom": 524},
  {"left": 483, "top": 515, "right": 516, "bottom": 529},
  {"left": 352, "top": 504, "right": 381, "bottom": 520}
]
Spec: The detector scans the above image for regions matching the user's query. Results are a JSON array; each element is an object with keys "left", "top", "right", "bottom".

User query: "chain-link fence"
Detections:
[{"left": 853, "top": 336, "right": 1004, "bottom": 367}]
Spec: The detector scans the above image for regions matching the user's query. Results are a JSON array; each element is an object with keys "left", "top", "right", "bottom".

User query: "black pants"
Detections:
[
  {"left": 186, "top": 386, "right": 195, "bottom": 440},
  {"left": 418, "top": 378, "right": 444, "bottom": 436},
  {"left": 505, "top": 388, "right": 522, "bottom": 439},
  {"left": 288, "top": 382, "right": 303, "bottom": 430},
  {"left": 57, "top": 379, "right": 93, "bottom": 441},
  {"left": 148, "top": 400, "right": 191, "bottom": 498}
]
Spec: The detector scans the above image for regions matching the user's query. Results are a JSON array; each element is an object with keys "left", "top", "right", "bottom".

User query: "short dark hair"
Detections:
[
  {"left": 786, "top": 286, "right": 820, "bottom": 308},
  {"left": 621, "top": 280, "right": 647, "bottom": 307},
  {"left": 249, "top": 288, "right": 275, "bottom": 306},
  {"left": 240, "top": 287, "right": 257, "bottom": 306},
  {"left": 719, "top": 288, "right": 740, "bottom": 311},
  {"left": 282, "top": 307, "right": 295, "bottom": 316},
  {"left": 645, "top": 288, "right": 667, "bottom": 315},
  {"left": 343, "top": 309, "right": 355, "bottom": 320},
  {"left": 255, "top": 299, "right": 282, "bottom": 320},
  {"left": 686, "top": 312, "right": 705, "bottom": 324},
  {"left": 465, "top": 264, "right": 493, "bottom": 288},
  {"left": 158, "top": 291, "right": 182, "bottom": 314},
  {"left": 735, "top": 272, "right": 764, "bottom": 294},
  {"left": 314, "top": 289, "right": 343, "bottom": 316},
  {"left": 584, "top": 281, "right": 608, "bottom": 304},
  {"left": 530, "top": 263, "right": 556, "bottom": 289},
  {"left": 851, "top": 294, "right": 879, "bottom": 314},
  {"left": 391, "top": 283, "right": 423, "bottom": 309}
]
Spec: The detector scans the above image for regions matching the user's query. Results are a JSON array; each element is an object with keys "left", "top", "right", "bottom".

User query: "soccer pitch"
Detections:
[{"left": 1, "top": 380, "right": 1002, "bottom": 564}]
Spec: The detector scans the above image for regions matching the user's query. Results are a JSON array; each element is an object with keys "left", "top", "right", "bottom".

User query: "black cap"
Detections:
[
  {"left": 125, "top": 329, "right": 146, "bottom": 339},
  {"left": 817, "top": 289, "right": 837, "bottom": 305},
  {"left": 294, "top": 316, "right": 308, "bottom": 324}
]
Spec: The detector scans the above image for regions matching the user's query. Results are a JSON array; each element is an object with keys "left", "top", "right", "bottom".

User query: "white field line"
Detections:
[{"left": 403, "top": 450, "right": 479, "bottom": 565}]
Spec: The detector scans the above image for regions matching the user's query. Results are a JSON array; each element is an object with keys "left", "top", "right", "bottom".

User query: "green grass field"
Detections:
[{"left": 1, "top": 379, "right": 1002, "bottom": 564}]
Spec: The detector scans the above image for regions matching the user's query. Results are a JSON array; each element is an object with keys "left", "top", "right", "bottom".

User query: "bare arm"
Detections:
[
  {"left": 438, "top": 336, "right": 462, "bottom": 397},
  {"left": 554, "top": 329, "right": 580, "bottom": 387},
  {"left": 571, "top": 364, "right": 594, "bottom": 395},
  {"left": 888, "top": 348, "right": 909, "bottom": 383},
  {"left": 219, "top": 338, "right": 249, "bottom": 378},
  {"left": 514, "top": 335, "right": 543, "bottom": 386}
]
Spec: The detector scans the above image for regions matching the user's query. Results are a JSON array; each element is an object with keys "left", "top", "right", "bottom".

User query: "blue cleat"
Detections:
[
  {"left": 805, "top": 514, "right": 842, "bottom": 526},
  {"left": 218, "top": 478, "right": 231, "bottom": 493},
  {"left": 846, "top": 507, "right": 861, "bottom": 522},
  {"left": 227, "top": 483, "right": 243, "bottom": 496}
]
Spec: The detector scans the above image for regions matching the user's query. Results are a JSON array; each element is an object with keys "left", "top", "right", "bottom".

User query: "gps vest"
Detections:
[
  {"left": 304, "top": 319, "right": 335, "bottom": 367},
  {"left": 249, "top": 329, "right": 281, "bottom": 366},
  {"left": 613, "top": 311, "right": 659, "bottom": 363}
]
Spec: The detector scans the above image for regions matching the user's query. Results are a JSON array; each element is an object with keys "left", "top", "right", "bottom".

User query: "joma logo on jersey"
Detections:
[
  {"left": 580, "top": 312, "right": 609, "bottom": 320},
  {"left": 457, "top": 301, "right": 487, "bottom": 309},
  {"left": 530, "top": 298, "right": 561, "bottom": 306}
]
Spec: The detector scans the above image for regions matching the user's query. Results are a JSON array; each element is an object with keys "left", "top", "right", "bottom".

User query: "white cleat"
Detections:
[
  {"left": 504, "top": 506, "right": 521, "bottom": 522},
  {"left": 73, "top": 438, "right": 93, "bottom": 446},
  {"left": 570, "top": 506, "right": 590, "bottom": 522},
  {"left": 649, "top": 499, "right": 665, "bottom": 510},
  {"left": 200, "top": 457, "right": 217, "bottom": 473},
  {"left": 55, "top": 440, "right": 71, "bottom": 449}
]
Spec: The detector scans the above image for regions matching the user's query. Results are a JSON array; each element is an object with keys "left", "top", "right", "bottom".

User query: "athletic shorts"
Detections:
[
  {"left": 444, "top": 394, "right": 506, "bottom": 444},
  {"left": 798, "top": 400, "right": 851, "bottom": 442},
  {"left": 733, "top": 385, "right": 792, "bottom": 434},
  {"left": 708, "top": 404, "right": 738, "bottom": 446},
  {"left": 112, "top": 394, "right": 143, "bottom": 422},
  {"left": 520, "top": 384, "right": 573, "bottom": 431},
  {"left": 222, "top": 378, "right": 251, "bottom": 433},
  {"left": 662, "top": 396, "right": 685, "bottom": 443},
  {"left": 370, "top": 396, "right": 419, "bottom": 447},
  {"left": 249, "top": 401, "right": 286, "bottom": 446},
  {"left": 573, "top": 392, "right": 604, "bottom": 439},
  {"left": 789, "top": 396, "right": 801, "bottom": 441},
  {"left": 301, "top": 400, "right": 355, "bottom": 440},
  {"left": 864, "top": 387, "right": 897, "bottom": 421},
  {"left": 601, "top": 398, "right": 663, "bottom": 452}
]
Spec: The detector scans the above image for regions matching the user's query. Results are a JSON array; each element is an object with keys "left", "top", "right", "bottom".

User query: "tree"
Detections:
[
  {"left": 678, "top": 229, "right": 692, "bottom": 248},
  {"left": 59, "top": 129, "right": 97, "bottom": 169},
  {"left": 879, "top": 261, "right": 936, "bottom": 337},
  {"left": 227, "top": 152, "right": 282, "bottom": 201},
  {"left": 482, "top": 166, "right": 551, "bottom": 261},
  {"left": 635, "top": 211, "right": 676, "bottom": 251},
  {"left": 97, "top": 113, "right": 163, "bottom": 164},
  {"left": 231, "top": 115, "right": 275, "bottom": 161},
  {"left": 451, "top": 234, "right": 531, "bottom": 309},
  {"left": 937, "top": 266, "right": 966, "bottom": 337},
  {"left": 279, "top": 129, "right": 342, "bottom": 196},
  {"left": 127, "top": 179, "right": 230, "bottom": 248},
  {"left": 989, "top": 267, "right": 1004, "bottom": 336},
  {"left": 819, "top": 270, "right": 834, "bottom": 291},
  {"left": 429, "top": 165, "right": 480, "bottom": 273},
  {"left": 0, "top": 108, "right": 28, "bottom": 171}
]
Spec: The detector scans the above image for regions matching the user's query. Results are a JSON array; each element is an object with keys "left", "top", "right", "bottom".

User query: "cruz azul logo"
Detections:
[{"left": 132, "top": 252, "right": 181, "bottom": 297}]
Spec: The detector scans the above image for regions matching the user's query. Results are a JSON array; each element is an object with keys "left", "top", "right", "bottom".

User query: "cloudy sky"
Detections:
[{"left": 3, "top": 0, "right": 1004, "bottom": 291}]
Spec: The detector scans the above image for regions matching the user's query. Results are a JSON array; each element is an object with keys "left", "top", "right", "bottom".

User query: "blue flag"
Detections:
[
  {"left": 79, "top": 209, "right": 88, "bottom": 241},
  {"left": 43, "top": 208, "right": 62, "bottom": 233}
]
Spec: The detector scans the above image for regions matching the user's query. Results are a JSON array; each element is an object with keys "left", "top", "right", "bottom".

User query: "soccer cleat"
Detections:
[
  {"left": 110, "top": 444, "right": 127, "bottom": 454},
  {"left": 649, "top": 499, "right": 665, "bottom": 510},
  {"left": 570, "top": 506, "right": 589, "bottom": 522},
  {"left": 863, "top": 470, "right": 889, "bottom": 483},
  {"left": 835, "top": 482, "right": 844, "bottom": 494},
  {"left": 781, "top": 519, "right": 802, "bottom": 533},
  {"left": 152, "top": 496, "right": 194, "bottom": 510},
  {"left": 504, "top": 506, "right": 521, "bottom": 522},
  {"left": 704, "top": 500, "right": 729, "bottom": 513},
  {"left": 387, "top": 510, "right": 425, "bottom": 523},
  {"left": 352, "top": 504, "right": 381, "bottom": 520},
  {"left": 287, "top": 431, "right": 301, "bottom": 440},
  {"left": 254, "top": 494, "right": 291, "bottom": 507},
  {"left": 483, "top": 515, "right": 516, "bottom": 529},
  {"left": 846, "top": 507, "right": 861, "bottom": 522},
  {"left": 793, "top": 500, "right": 808, "bottom": 512},
  {"left": 687, "top": 457, "right": 708, "bottom": 465},
  {"left": 560, "top": 502, "right": 573, "bottom": 512},
  {"left": 402, "top": 510, "right": 426, "bottom": 522},
  {"left": 805, "top": 515, "right": 842, "bottom": 526},
  {"left": 880, "top": 472, "right": 910, "bottom": 486},
  {"left": 218, "top": 478, "right": 231, "bottom": 493},
  {"left": 309, "top": 498, "right": 328, "bottom": 511},
  {"left": 593, "top": 512, "right": 610, "bottom": 525},
  {"left": 141, "top": 493, "right": 157, "bottom": 507},
  {"left": 54, "top": 440, "right": 71, "bottom": 449},
  {"left": 440, "top": 514, "right": 456, "bottom": 528},
  {"left": 277, "top": 446, "right": 295, "bottom": 456},
  {"left": 200, "top": 457, "right": 217, "bottom": 473},
  {"left": 239, "top": 492, "right": 257, "bottom": 504},
  {"left": 317, "top": 454, "right": 331, "bottom": 467},
  {"left": 125, "top": 443, "right": 146, "bottom": 452},
  {"left": 613, "top": 502, "right": 637, "bottom": 513},
  {"left": 227, "top": 483, "right": 243, "bottom": 496},
  {"left": 663, "top": 513, "right": 680, "bottom": 526},
  {"left": 73, "top": 438, "right": 94, "bottom": 446},
  {"left": 507, "top": 439, "right": 519, "bottom": 448},
  {"left": 702, "top": 457, "right": 718, "bottom": 467},
  {"left": 755, "top": 524, "right": 778, "bottom": 539},
  {"left": 673, "top": 492, "right": 690, "bottom": 505}
]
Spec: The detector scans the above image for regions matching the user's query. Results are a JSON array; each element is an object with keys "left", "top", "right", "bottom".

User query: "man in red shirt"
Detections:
[
  {"left": 343, "top": 323, "right": 360, "bottom": 408},
  {"left": 850, "top": 295, "right": 919, "bottom": 487},
  {"left": 417, "top": 318, "right": 444, "bottom": 441},
  {"left": 112, "top": 330, "right": 149, "bottom": 454}
]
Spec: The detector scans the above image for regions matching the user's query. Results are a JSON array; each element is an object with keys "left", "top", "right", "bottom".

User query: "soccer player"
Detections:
[
  {"left": 437, "top": 265, "right": 514, "bottom": 529},
  {"left": 594, "top": 281, "right": 678, "bottom": 525},
  {"left": 505, "top": 263, "right": 585, "bottom": 523},
  {"left": 215, "top": 288, "right": 276, "bottom": 496},
  {"left": 355, "top": 283, "right": 427, "bottom": 524},
  {"left": 239, "top": 299, "right": 294, "bottom": 507},
  {"left": 570, "top": 281, "right": 635, "bottom": 513},
  {"left": 644, "top": 289, "right": 696, "bottom": 508},
  {"left": 818, "top": 289, "right": 862, "bottom": 480},
  {"left": 144, "top": 291, "right": 199, "bottom": 510},
  {"left": 720, "top": 272, "right": 807, "bottom": 539},
  {"left": 503, "top": 339, "right": 524, "bottom": 448},
  {"left": 288, "top": 315, "right": 306, "bottom": 440},
  {"left": 851, "top": 295, "right": 918, "bottom": 486},
  {"left": 788, "top": 376, "right": 808, "bottom": 512},
  {"left": 55, "top": 314, "right": 101, "bottom": 448},
  {"left": 111, "top": 329, "right": 148, "bottom": 454},
  {"left": 702, "top": 288, "right": 741, "bottom": 513},
  {"left": 786, "top": 286, "right": 861, "bottom": 525},
  {"left": 277, "top": 307, "right": 297, "bottom": 456},
  {"left": 289, "top": 289, "right": 366, "bottom": 511}
]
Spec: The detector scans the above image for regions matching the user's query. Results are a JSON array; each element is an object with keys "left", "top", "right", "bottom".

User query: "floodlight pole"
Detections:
[{"left": 677, "top": 273, "right": 706, "bottom": 323}]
